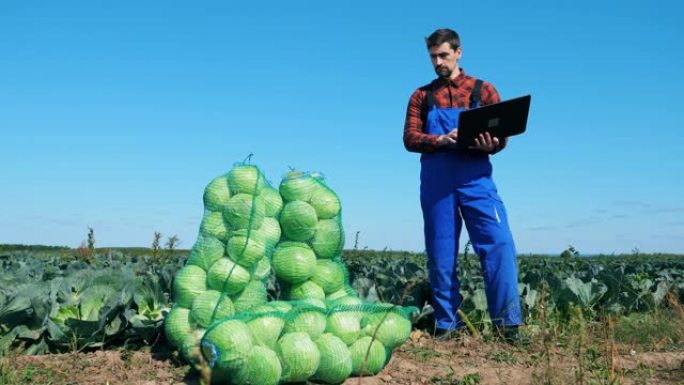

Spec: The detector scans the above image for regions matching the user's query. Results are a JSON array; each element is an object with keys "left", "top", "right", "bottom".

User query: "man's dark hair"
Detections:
[{"left": 425, "top": 28, "right": 460, "bottom": 50}]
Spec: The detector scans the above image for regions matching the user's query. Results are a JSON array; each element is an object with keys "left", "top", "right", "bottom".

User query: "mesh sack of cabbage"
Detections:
[
  {"left": 167, "top": 163, "right": 282, "bottom": 364},
  {"left": 273, "top": 171, "right": 355, "bottom": 302},
  {"left": 199, "top": 299, "right": 416, "bottom": 385},
  {"left": 165, "top": 164, "right": 419, "bottom": 381}
]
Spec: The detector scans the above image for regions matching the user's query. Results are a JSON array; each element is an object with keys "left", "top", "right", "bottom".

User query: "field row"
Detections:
[{"left": 1, "top": 248, "right": 683, "bottom": 355}]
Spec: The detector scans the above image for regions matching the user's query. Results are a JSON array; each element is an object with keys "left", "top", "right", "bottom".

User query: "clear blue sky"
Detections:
[{"left": 1, "top": 1, "right": 683, "bottom": 255}]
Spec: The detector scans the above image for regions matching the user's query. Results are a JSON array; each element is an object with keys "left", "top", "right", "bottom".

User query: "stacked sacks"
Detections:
[
  {"left": 277, "top": 173, "right": 413, "bottom": 379},
  {"left": 165, "top": 164, "right": 282, "bottom": 365},
  {"left": 166, "top": 165, "right": 415, "bottom": 384},
  {"left": 273, "top": 171, "right": 346, "bottom": 302}
]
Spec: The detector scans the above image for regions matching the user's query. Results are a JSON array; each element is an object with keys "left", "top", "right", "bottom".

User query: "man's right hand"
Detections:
[{"left": 436, "top": 128, "right": 459, "bottom": 149}]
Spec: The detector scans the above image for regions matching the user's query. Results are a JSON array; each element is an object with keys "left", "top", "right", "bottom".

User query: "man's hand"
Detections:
[
  {"left": 436, "top": 128, "right": 459, "bottom": 149},
  {"left": 469, "top": 132, "right": 500, "bottom": 152}
]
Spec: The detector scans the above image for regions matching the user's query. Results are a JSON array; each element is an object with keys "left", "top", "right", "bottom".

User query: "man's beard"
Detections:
[{"left": 435, "top": 66, "right": 452, "bottom": 78}]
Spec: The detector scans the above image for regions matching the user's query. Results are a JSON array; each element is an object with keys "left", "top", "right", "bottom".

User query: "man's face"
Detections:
[{"left": 429, "top": 42, "right": 461, "bottom": 78}]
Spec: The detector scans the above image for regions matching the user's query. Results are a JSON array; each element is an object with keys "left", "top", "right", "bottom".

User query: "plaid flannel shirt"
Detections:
[{"left": 403, "top": 69, "right": 502, "bottom": 153}]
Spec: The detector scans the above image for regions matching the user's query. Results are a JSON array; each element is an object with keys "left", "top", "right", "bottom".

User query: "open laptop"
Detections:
[{"left": 456, "top": 95, "right": 531, "bottom": 150}]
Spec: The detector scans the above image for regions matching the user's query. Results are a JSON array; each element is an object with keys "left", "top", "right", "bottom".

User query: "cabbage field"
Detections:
[
  {"left": 2, "top": 248, "right": 684, "bottom": 383},
  {"left": 1, "top": 163, "right": 683, "bottom": 384}
]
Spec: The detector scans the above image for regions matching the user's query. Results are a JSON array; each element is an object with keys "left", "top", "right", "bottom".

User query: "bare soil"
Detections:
[{"left": 5, "top": 332, "right": 683, "bottom": 385}]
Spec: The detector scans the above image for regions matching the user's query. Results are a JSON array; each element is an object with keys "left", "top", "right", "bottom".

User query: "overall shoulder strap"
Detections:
[
  {"left": 469, "top": 79, "right": 483, "bottom": 109},
  {"left": 424, "top": 88, "right": 436, "bottom": 109},
  {"left": 420, "top": 86, "right": 436, "bottom": 124}
]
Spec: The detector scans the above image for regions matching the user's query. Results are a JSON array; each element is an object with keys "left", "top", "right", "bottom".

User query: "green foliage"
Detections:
[
  {"left": 343, "top": 247, "right": 684, "bottom": 331},
  {"left": 0, "top": 244, "right": 683, "bottom": 355},
  {"left": 431, "top": 367, "right": 480, "bottom": 385},
  {"left": 560, "top": 245, "right": 580, "bottom": 259},
  {"left": 0, "top": 249, "right": 182, "bottom": 355},
  {"left": 151, "top": 232, "right": 162, "bottom": 261},
  {"left": 165, "top": 235, "right": 180, "bottom": 258},
  {"left": 614, "top": 310, "right": 684, "bottom": 349},
  {"left": 86, "top": 228, "right": 96, "bottom": 259}
]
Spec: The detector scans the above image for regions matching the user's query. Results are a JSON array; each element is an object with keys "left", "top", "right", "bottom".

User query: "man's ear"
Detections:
[{"left": 455, "top": 46, "right": 462, "bottom": 59}]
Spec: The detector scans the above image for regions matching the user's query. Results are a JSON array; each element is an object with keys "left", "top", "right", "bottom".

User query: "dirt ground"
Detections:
[
  {"left": 6, "top": 332, "right": 684, "bottom": 385},
  {"left": 344, "top": 331, "right": 684, "bottom": 385}
]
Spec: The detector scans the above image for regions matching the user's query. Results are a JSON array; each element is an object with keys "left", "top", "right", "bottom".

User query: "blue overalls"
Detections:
[{"left": 420, "top": 81, "right": 523, "bottom": 331}]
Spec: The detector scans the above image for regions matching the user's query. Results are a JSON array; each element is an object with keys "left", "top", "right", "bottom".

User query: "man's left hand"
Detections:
[{"left": 469, "top": 132, "right": 499, "bottom": 152}]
